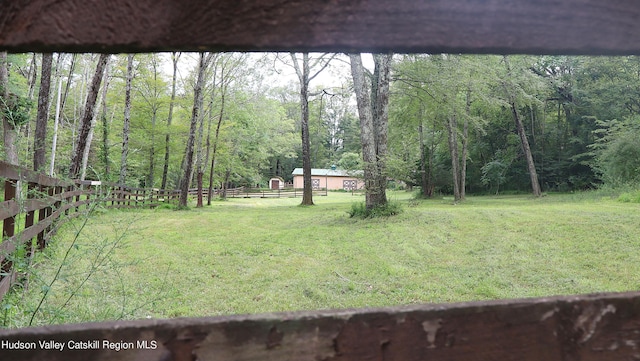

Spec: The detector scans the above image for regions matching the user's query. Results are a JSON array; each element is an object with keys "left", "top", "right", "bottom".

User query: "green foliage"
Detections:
[
  {"left": 155, "top": 203, "right": 177, "bottom": 210},
  {"left": 348, "top": 200, "right": 403, "bottom": 218},
  {"left": 0, "top": 207, "right": 167, "bottom": 327},
  {"left": 592, "top": 121, "right": 640, "bottom": 186},
  {"left": 481, "top": 160, "right": 509, "bottom": 194},
  {"left": 0, "top": 93, "right": 32, "bottom": 127},
  {"left": 337, "top": 152, "right": 362, "bottom": 171},
  {"left": 617, "top": 191, "right": 640, "bottom": 203}
]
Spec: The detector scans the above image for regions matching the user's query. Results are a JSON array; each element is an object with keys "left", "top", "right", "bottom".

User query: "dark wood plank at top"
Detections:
[
  {"left": 1, "top": 0, "right": 640, "bottom": 54},
  {"left": 1, "top": 291, "right": 640, "bottom": 361}
]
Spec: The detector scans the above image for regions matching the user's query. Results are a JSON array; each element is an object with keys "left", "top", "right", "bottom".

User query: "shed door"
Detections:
[{"left": 271, "top": 179, "right": 279, "bottom": 190}]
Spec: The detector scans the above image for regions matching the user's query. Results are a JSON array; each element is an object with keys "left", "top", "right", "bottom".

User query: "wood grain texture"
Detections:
[
  {"left": 0, "top": 161, "right": 72, "bottom": 187},
  {"left": 1, "top": 0, "right": 640, "bottom": 54},
  {"left": 1, "top": 292, "right": 640, "bottom": 360}
]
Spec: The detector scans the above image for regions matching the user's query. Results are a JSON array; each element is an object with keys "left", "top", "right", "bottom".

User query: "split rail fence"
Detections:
[
  {"left": 3, "top": 0, "right": 640, "bottom": 360},
  {"left": 0, "top": 160, "right": 179, "bottom": 303},
  {"left": 189, "top": 187, "right": 328, "bottom": 199}
]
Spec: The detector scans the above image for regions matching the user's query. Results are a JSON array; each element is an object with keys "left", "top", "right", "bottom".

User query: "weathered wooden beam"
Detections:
[
  {"left": 1, "top": 0, "right": 640, "bottom": 54},
  {"left": 2, "top": 179, "right": 17, "bottom": 239},
  {"left": 0, "top": 292, "right": 640, "bottom": 360},
  {"left": 0, "top": 161, "right": 72, "bottom": 187}
]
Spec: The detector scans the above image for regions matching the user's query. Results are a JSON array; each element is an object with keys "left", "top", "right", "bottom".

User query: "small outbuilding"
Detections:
[
  {"left": 269, "top": 177, "right": 285, "bottom": 190},
  {"left": 291, "top": 168, "right": 363, "bottom": 191}
]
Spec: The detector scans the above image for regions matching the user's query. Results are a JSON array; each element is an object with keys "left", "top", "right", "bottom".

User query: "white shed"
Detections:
[{"left": 269, "top": 177, "right": 285, "bottom": 190}]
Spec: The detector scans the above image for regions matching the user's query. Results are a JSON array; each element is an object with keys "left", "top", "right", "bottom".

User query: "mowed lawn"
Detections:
[{"left": 8, "top": 191, "right": 640, "bottom": 326}]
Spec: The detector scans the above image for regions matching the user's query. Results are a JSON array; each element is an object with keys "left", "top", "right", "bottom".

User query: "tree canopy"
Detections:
[{"left": 2, "top": 52, "right": 640, "bottom": 198}]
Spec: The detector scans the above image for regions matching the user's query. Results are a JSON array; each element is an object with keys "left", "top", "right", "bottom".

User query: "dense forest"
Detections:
[{"left": 1, "top": 53, "right": 639, "bottom": 200}]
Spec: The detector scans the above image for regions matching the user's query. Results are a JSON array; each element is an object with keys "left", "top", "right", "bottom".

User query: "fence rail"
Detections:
[
  {"left": 0, "top": 161, "right": 179, "bottom": 302},
  {"left": 189, "top": 187, "right": 328, "bottom": 198},
  {"left": 1, "top": 291, "right": 640, "bottom": 360}
]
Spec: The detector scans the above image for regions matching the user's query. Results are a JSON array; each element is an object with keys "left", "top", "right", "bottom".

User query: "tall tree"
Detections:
[
  {"left": 179, "top": 52, "right": 213, "bottom": 208},
  {"left": 502, "top": 56, "right": 542, "bottom": 197},
  {"left": 49, "top": 54, "right": 76, "bottom": 176},
  {"left": 100, "top": 58, "right": 111, "bottom": 179},
  {"left": 194, "top": 55, "right": 214, "bottom": 208},
  {"left": 119, "top": 54, "right": 134, "bottom": 184},
  {"left": 460, "top": 81, "right": 472, "bottom": 200},
  {"left": 33, "top": 53, "right": 53, "bottom": 172},
  {"left": 68, "top": 53, "right": 109, "bottom": 179},
  {"left": 161, "top": 52, "right": 180, "bottom": 190},
  {"left": 136, "top": 53, "right": 164, "bottom": 188},
  {"left": 290, "top": 52, "right": 335, "bottom": 205},
  {"left": 349, "top": 53, "right": 392, "bottom": 210},
  {"left": 1, "top": 52, "right": 20, "bottom": 165},
  {"left": 446, "top": 106, "right": 461, "bottom": 201},
  {"left": 206, "top": 58, "right": 225, "bottom": 205},
  {"left": 205, "top": 54, "right": 245, "bottom": 205}
]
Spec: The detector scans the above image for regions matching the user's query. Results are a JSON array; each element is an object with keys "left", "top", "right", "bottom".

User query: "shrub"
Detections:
[
  {"left": 155, "top": 203, "right": 177, "bottom": 210},
  {"left": 348, "top": 201, "right": 403, "bottom": 218},
  {"left": 617, "top": 190, "right": 640, "bottom": 203}
]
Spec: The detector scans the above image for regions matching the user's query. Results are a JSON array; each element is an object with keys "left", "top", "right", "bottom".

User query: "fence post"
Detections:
[
  {"left": 75, "top": 183, "right": 82, "bottom": 213},
  {"left": 86, "top": 184, "right": 92, "bottom": 212},
  {"left": 54, "top": 186, "right": 62, "bottom": 211},
  {"left": 64, "top": 185, "right": 72, "bottom": 215},
  {"left": 35, "top": 184, "right": 47, "bottom": 248},
  {"left": 24, "top": 182, "right": 37, "bottom": 251},
  {"left": 2, "top": 179, "right": 17, "bottom": 240}
]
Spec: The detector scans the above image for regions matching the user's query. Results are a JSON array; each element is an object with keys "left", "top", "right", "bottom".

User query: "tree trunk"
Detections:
[
  {"left": 27, "top": 54, "right": 37, "bottom": 99},
  {"left": 1, "top": 52, "right": 18, "bottom": 165},
  {"left": 161, "top": 52, "right": 180, "bottom": 190},
  {"left": 447, "top": 111, "right": 461, "bottom": 202},
  {"left": 503, "top": 56, "right": 542, "bottom": 197},
  {"left": 49, "top": 54, "right": 76, "bottom": 176},
  {"left": 195, "top": 102, "right": 206, "bottom": 208},
  {"left": 33, "top": 53, "right": 53, "bottom": 172},
  {"left": 428, "top": 123, "right": 437, "bottom": 197},
  {"left": 511, "top": 101, "right": 542, "bottom": 197},
  {"left": 460, "top": 84, "right": 471, "bottom": 200},
  {"left": 80, "top": 97, "right": 100, "bottom": 181},
  {"left": 49, "top": 77, "right": 62, "bottom": 176},
  {"left": 349, "top": 53, "right": 389, "bottom": 210},
  {"left": 203, "top": 80, "right": 215, "bottom": 206},
  {"left": 221, "top": 168, "right": 231, "bottom": 200},
  {"left": 350, "top": 53, "right": 392, "bottom": 210},
  {"left": 372, "top": 53, "right": 391, "bottom": 203},
  {"left": 81, "top": 57, "right": 111, "bottom": 181},
  {"left": 69, "top": 53, "right": 109, "bottom": 179},
  {"left": 148, "top": 109, "right": 156, "bottom": 187},
  {"left": 101, "top": 59, "right": 111, "bottom": 180},
  {"left": 207, "top": 66, "right": 226, "bottom": 206},
  {"left": 194, "top": 55, "right": 214, "bottom": 208},
  {"left": 119, "top": 54, "right": 134, "bottom": 185},
  {"left": 179, "top": 52, "right": 212, "bottom": 208},
  {"left": 418, "top": 119, "right": 430, "bottom": 198},
  {"left": 147, "top": 55, "right": 160, "bottom": 188},
  {"left": 196, "top": 171, "right": 204, "bottom": 207},
  {"left": 291, "top": 53, "right": 314, "bottom": 205}
]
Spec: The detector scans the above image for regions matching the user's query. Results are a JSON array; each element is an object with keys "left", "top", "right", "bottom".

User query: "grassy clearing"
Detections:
[{"left": 4, "top": 191, "right": 640, "bottom": 327}]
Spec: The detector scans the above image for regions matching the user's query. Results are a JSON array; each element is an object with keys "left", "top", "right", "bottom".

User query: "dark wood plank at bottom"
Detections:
[{"left": 1, "top": 292, "right": 639, "bottom": 361}]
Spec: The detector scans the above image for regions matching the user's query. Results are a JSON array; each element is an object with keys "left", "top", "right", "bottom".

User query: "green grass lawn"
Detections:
[{"left": 4, "top": 191, "right": 640, "bottom": 327}]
